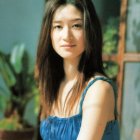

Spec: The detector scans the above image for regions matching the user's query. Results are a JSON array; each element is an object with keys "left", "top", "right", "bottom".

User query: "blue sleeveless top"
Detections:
[{"left": 40, "top": 77, "right": 120, "bottom": 140}]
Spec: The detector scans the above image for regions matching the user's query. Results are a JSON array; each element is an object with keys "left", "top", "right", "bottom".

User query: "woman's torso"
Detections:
[{"left": 40, "top": 77, "right": 120, "bottom": 140}]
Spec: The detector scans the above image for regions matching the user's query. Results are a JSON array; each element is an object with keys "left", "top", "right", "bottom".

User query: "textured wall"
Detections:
[
  {"left": 121, "top": 0, "right": 140, "bottom": 140},
  {"left": 126, "top": 0, "right": 140, "bottom": 52},
  {"left": 0, "top": 0, "right": 44, "bottom": 64}
]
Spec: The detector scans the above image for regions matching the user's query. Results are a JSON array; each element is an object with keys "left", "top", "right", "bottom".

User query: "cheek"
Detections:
[
  {"left": 76, "top": 32, "right": 85, "bottom": 48},
  {"left": 80, "top": 36, "right": 85, "bottom": 51},
  {"left": 80, "top": 35, "right": 84, "bottom": 43},
  {"left": 75, "top": 31, "right": 84, "bottom": 42},
  {"left": 51, "top": 32, "right": 61, "bottom": 54},
  {"left": 51, "top": 32, "right": 59, "bottom": 47}
]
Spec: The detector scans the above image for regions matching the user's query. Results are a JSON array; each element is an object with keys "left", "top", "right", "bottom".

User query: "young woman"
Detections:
[{"left": 35, "top": 0, "right": 120, "bottom": 139}]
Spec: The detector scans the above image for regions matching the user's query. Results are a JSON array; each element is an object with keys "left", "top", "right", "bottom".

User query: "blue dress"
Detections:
[{"left": 40, "top": 77, "right": 120, "bottom": 140}]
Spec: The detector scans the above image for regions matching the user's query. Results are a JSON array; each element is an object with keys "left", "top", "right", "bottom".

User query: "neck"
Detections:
[{"left": 63, "top": 58, "right": 80, "bottom": 82}]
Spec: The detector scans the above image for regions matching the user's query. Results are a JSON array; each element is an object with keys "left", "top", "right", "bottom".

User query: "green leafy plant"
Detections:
[
  {"left": 103, "top": 17, "right": 119, "bottom": 80},
  {"left": 103, "top": 61, "right": 119, "bottom": 80},
  {"left": 0, "top": 44, "right": 39, "bottom": 131},
  {"left": 103, "top": 17, "right": 119, "bottom": 54}
]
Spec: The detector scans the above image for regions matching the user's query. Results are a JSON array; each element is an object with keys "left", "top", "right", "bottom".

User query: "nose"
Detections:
[{"left": 62, "top": 26, "right": 73, "bottom": 41}]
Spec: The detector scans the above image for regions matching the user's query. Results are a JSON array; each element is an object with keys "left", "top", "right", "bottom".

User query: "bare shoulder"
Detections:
[
  {"left": 87, "top": 77, "right": 114, "bottom": 96},
  {"left": 83, "top": 78, "right": 115, "bottom": 116},
  {"left": 77, "top": 78, "right": 115, "bottom": 140}
]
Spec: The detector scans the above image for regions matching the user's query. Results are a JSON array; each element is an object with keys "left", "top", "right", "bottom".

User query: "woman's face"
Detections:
[{"left": 51, "top": 4, "right": 85, "bottom": 60}]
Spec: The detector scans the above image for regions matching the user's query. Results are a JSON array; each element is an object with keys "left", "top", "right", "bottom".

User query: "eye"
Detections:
[
  {"left": 53, "top": 25, "right": 62, "bottom": 30},
  {"left": 72, "top": 24, "right": 83, "bottom": 29}
]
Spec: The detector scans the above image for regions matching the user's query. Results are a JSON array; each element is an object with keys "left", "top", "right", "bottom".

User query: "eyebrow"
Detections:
[{"left": 52, "top": 18, "right": 83, "bottom": 23}]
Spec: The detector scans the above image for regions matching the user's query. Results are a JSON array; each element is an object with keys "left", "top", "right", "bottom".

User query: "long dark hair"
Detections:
[{"left": 35, "top": 0, "right": 105, "bottom": 117}]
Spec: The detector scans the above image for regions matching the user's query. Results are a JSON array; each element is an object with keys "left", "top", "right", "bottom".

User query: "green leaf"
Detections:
[
  {"left": 23, "top": 92, "right": 39, "bottom": 126},
  {"left": 103, "top": 17, "right": 119, "bottom": 55},
  {"left": 0, "top": 57, "right": 16, "bottom": 87},
  {"left": 0, "top": 117, "right": 22, "bottom": 131},
  {"left": 103, "top": 62, "right": 118, "bottom": 79},
  {"left": 0, "top": 75, "right": 11, "bottom": 98},
  {"left": 0, "top": 75, "right": 12, "bottom": 119},
  {"left": 10, "top": 44, "right": 25, "bottom": 74}
]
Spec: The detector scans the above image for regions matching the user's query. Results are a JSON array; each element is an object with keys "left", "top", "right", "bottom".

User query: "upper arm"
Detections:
[{"left": 77, "top": 80, "right": 115, "bottom": 140}]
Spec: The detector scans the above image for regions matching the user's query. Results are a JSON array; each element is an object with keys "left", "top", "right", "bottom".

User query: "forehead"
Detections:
[{"left": 52, "top": 4, "right": 83, "bottom": 21}]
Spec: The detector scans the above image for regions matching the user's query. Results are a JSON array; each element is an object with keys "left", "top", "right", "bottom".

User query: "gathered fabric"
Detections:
[{"left": 40, "top": 77, "right": 120, "bottom": 140}]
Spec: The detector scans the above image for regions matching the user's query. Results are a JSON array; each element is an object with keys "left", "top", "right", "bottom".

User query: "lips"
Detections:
[{"left": 61, "top": 44, "right": 76, "bottom": 48}]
